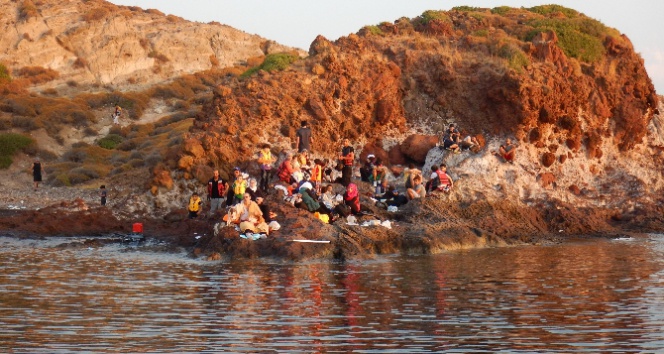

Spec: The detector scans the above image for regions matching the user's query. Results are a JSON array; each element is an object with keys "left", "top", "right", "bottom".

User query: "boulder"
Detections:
[{"left": 400, "top": 134, "right": 438, "bottom": 163}]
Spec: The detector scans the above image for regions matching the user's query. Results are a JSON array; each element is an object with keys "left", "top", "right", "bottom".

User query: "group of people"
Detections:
[
  {"left": 439, "top": 123, "right": 480, "bottom": 153},
  {"left": 186, "top": 119, "right": 517, "bottom": 236}
]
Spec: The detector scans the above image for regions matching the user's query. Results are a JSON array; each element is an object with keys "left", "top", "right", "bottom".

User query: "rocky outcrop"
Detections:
[
  {"left": 0, "top": 0, "right": 301, "bottom": 89},
  {"left": 171, "top": 6, "right": 659, "bottom": 213}
]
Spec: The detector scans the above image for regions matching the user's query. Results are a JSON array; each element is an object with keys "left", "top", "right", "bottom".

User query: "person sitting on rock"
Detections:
[
  {"left": 256, "top": 196, "right": 276, "bottom": 223},
  {"left": 403, "top": 163, "right": 421, "bottom": 189},
  {"left": 426, "top": 164, "right": 453, "bottom": 193},
  {"left": 495, "top": 138, "right": 516, "bottom": 163},
  {"left": 360, "top": 154, "right": 376, "bottom": 182},
  {"left": 277, "top": 152, "right": 295, "bottom": 184},
  {"left": 442, "top": 133, "right": 460, "bottom": 153},
  {"left": 295, "top": 150, "right": 312, "bottom": 176},
  {"left": 447, "top": 124, "right": 461, "bottom": 143},
  {"left": 320, "top": 184, "right": 341, "bottom": 211},
  {"left": 407, "top": 175, "right": 427, "bottom": 200},
  {"left": 383, "top": 185, "right": 408, "bottom": 208},
  {"left": 343, "top": 182, "right": 361, "bottom": 215},
  {"left": 298, "top": 178, "right": 321, "bottom": 213},
  {"left": 237, "top": 193, "right": 269, "bottom": 235},
  {"left": 460, "top": 134, "right": 480, "bottom": 152},
  {"left": 246, "top": 178, "right": 264, "bottom": 201},
  {"left": 370, "top": 159, "right": 389, "bottom": 196}
]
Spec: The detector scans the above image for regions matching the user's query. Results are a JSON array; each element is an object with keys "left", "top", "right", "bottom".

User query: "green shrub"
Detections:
[
  {"left": 363, "top": 25, "right": 383, "bottom": 36},
  {"left": 0, "top": 133, "right": 34, "bottom": 155},
  {"left": 0, "top": 155, "right": 12, "bottom": 169},
  {"left": 413, "top": 10, "right": 450, "bottom": 27},
  {"left": 498, "top": 44, "right": 530, "bottom": 72},
  {"left": 452, "top": 6, "right": 480, "bottom": 12},
  {"left": 526, "top": 17, "right": 606, "bottom": 62},
  {"left": 240, "top": 52, "right": 299, "bottom": 78},
  {"left": 0, "top": 133, "right": 34, "bottom": 169},
  {"left": 0, "top": 63, "right": 10, "bottom": 83},
  {"left": 527, "top": 5, "right": 579, "bottom": 18},
  {"left": 98, "top": 134, "right": 124, "bottom": 150},
  {"left": 473, "top": 29, "right": 489, "bottom": 37},
  {"left": 491, "top": 6, "right": 512, "bottom": 15}
]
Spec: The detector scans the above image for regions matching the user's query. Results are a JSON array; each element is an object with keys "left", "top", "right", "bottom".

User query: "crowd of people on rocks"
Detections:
[{"left": 186, "top": 121, "right": 516, "bottom": 237}]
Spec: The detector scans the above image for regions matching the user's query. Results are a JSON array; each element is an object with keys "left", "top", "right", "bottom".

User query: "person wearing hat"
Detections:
[{"left": 360, "top": 154, "right": 376, "bottom": 182}]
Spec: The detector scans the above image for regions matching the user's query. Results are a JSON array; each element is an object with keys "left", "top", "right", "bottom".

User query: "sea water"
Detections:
[{"left": 1, "top": 234, "right": 663, "bottom": 353}]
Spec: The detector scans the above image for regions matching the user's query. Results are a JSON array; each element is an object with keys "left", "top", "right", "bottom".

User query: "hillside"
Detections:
[{"left": 0, "top": 0, "right": 298, "bottom": 90}]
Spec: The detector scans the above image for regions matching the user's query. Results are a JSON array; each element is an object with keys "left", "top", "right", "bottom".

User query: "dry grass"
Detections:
[{"left": 16, "top": 66, "right": 59, "bottom": 85}]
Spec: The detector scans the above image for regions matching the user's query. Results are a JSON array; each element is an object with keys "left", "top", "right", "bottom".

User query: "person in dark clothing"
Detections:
[
  {"left": 383, "top": 186, "right": 408, "bottom": 207},
  {"left": 226, "top": 167, "right": 242, "bottom": 207},
  {"left": 360, "top": 154, "right": 376, "bottom": 182},
  {"left": 339, "top": 139, "right": 354, "bottom": 187},
  {"left": 100, "top": 185, "right": 107, "bottom": 206},
  {"left": 296, "top": 121, "right": 313, "bottom": 153},
  {"left": 246, "top": 178, "right": 265, "bottom": 201},
  {"left": 256, "top": 197, "right": 275, "bottom": 223},
  {"left": 207, "top": 170, "right": 227, "bottom": 216},
  {"left": 32, "top": 160, "right": 42, "bottom": 190}
]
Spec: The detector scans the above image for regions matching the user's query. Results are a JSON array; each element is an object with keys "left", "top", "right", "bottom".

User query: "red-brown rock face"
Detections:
[{"left": 174, "top": 6, "right": 657, "bottom": 181}]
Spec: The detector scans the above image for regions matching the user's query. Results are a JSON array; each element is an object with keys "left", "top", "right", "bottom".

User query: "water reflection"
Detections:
[{"left": 0, "top": 235, "right": 663, "bottom": 352}]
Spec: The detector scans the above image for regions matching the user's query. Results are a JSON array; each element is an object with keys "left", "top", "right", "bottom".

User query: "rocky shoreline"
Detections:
[{"left": 2, "top": 176, "right": 663, "bottom": 262}]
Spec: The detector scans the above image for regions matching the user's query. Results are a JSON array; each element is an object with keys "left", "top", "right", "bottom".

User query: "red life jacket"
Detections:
[{"left": 436, "top": 170, "right": 451, "bottom": 186}]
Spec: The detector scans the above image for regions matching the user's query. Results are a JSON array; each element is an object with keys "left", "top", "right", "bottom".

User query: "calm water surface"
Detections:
[{"left": 1, "top": 234, "right": 664, "bottom": 353}]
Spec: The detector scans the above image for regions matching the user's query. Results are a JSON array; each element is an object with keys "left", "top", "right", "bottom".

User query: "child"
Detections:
[
  {"left": 188, "top": 192, "right": 202, "bottom": 219},
  {"left": 100, "top": 185, "right": 107, "bottom": 206}
]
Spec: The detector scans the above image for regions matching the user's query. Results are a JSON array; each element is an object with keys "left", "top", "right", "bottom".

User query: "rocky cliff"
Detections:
[
  {"left": 0, "top": 0, "right": 299, "bottom": 89},
  {"left": 170, "top": 5, "right": 660, "bottom": 212}
]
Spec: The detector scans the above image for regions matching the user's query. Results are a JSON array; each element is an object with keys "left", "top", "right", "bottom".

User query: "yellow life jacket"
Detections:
[
  {"left": 188, "top": 196, "right": 201, "bottom": 212},
  {"left": 233, "top": 180, "right": 246, "bottom": 197}
]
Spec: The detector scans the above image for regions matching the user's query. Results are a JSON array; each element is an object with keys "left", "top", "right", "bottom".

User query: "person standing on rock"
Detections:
[
  {"left": 257, "top": 143, "right": 276, "bottom": 192},
  {"left": 100, "top": 185, "right": 107, "bottom": 206},
  {"left": 295, "top": 121, "right": 313, "bottom": 153},
  {"left": 188, "top": 192, "right": 203, "bottom": 219},
  {"left": 32, "top": 160, "right": 42, "bottom": 191},
  {"left": 207, "top": 170, "right": 227, "bottom": 217},
  {"left": 339, "top": 139, "right": 355, "bottom": 186},
  {"left": 225, "top": 167, "right": 242, "bottom": 207}
]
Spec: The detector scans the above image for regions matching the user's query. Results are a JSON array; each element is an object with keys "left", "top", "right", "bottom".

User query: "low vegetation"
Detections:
[
  {"left": 0, "top": 133, "right": 35, "bottom": 169},
  {"left": 241, "top": 52, "right": 299, "bottom": 78}
]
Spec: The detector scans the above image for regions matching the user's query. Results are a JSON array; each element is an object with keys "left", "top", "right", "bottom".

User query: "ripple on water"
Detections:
[{"left": 1, "top": 236, "right": 664, "bottom": 352}]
